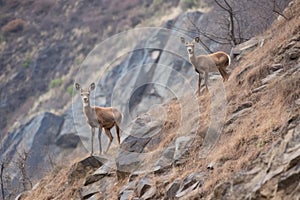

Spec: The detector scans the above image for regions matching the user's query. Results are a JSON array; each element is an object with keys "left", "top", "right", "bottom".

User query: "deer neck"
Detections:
[
  {"left": 83, "top": 104, "right": 94, "bottom": 119},
  {"left": 188, "top": 53, "right": 198, "bottom": 70}
]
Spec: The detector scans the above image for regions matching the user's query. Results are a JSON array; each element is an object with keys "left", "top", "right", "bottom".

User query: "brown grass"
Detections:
[
  {"left": 24, "top": 168, "right": 82, "bottom": 200},
  {"left": 23, "top": 1, "right": 300, "bottom": 199}
]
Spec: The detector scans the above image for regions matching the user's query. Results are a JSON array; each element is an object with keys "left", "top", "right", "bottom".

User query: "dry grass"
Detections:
[
  {"left": 24, "top": 168, "right": 82, "bottom": 200},
  {"left": 23, "top": 1, "right": 300, "bottom": 199}
]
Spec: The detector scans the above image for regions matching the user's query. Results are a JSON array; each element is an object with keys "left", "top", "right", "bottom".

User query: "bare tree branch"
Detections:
[
  {"left": 0, "top": 162, "right": 4, "bottom": 200},
  {"left": 16, "top": 150, "right": 32, "bottom": 191},
  {"left": 272, "top": 0, "right": 288, "bottom": 20}
]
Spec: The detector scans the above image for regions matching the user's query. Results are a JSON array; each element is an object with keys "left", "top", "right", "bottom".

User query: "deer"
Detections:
[
  {"left": 180, "top": 36, "right": 231, "bottom": 96},
  {"left": 75, "top": 82, "right": 122, "bottom": 155}
]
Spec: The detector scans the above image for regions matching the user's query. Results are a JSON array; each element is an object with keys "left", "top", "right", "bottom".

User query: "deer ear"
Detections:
[
  {"left": 89, "top": 83, "right": 95, "bottom": 91},
  {"left": 194, "top": 37, "right": 200, "bottom": 43},
  {"left": 75, "top": 83, "right": 81, "bottom": 91},
  {"left": 180, "top": 37, "right": 185, "bottom": 44}
]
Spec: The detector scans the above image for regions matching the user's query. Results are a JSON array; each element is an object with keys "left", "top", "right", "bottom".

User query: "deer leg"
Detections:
[
  {"left": 218, "top": 66, "right": 228, "bottom": 82},
  {"left": 115, "top": 124, "right": 121, "bottom": 144},
  {"left": 204, "top": 71, "right": 209, "bottom": 94},
  {"left": 104, "top": 128, "right": 113, "bottom": 153},
  {"left": 198, "top": 74, "right": 201, "bottom": 96},
  {"left": 91, "top": 127, "right": 95, "bottom": 156},
  {"left": 98, "top": 127, "right": 103, "bottom": 155}
]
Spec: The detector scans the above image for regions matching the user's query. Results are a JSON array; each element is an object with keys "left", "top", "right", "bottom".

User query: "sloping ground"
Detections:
[
  {"left": 0, "top": 0, "right": 179, "bottom": 136},
  {"left": 21, "top": 1, "right": 300, "bottom": 200}
]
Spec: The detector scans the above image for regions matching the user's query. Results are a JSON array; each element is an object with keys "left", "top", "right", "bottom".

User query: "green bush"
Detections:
[
  {"left": 49, "top": 78, "right": 63, "bottom": 89},
  {"left": 67, "top": 85, "right": 74, "bottom": 96},
  {"left": 22, "top": 57, "right": 30, "bottom": 68}
]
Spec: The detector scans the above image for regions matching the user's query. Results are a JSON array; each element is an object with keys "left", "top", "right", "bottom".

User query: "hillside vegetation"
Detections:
[{"left": 19, "top": 1, "right": 300, "bottom": 199}]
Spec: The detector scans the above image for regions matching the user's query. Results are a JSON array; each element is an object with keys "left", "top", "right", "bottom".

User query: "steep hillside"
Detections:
[
  {"left": 20, "top": 1, "right": 300, "bottom": 199},
  {"left": 0, "top": 0, "right": 180, "bottom": 136}
]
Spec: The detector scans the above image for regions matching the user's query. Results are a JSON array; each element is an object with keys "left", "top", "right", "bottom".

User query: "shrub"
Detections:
[
  {"left": 22, "top": 57, "right": 30, "bottom": 68},
  {"left": 1, "top": 19, "right": 25, "bottom": 35},
  {"left": 49, "top": 78, "right": 63, "bottom": 89},
  {"left": 67, "top": 85, "right": 74, "bottom": 96}
]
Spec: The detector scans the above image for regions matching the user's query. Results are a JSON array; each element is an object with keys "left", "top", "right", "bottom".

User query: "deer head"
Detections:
[
  {"left": 75, "top": 82, "right": 95, "bottom": 107},
  {"left": 180, "top": 36, "right": 200, "bottom": 55}
]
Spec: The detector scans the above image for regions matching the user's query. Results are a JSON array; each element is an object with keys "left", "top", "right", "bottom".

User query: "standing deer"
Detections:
[
  {"left": 181, "top": 36, "right": 230, "bottom": 96},
  {"left": 75, "top": 82, "right": 122, "bottom": 155}
]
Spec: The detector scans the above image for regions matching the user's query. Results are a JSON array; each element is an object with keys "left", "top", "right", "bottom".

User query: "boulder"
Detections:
[
  {"left": 153, "top": 145, "right": 175, "bottom": 173},
  {"left": 174, "top": 136, "right": 193, "bottom": 165},
  {"left": 166, "top": 179, "right": 181, "bottom": 199},
  {"left": 56, "top": 107, "right": 80, "bottom": 148},
  {"left": 84, "top": 160, "right": 115, "bottom": 185},
  {"left": 116, "top": 112, "right": 165, "bottom": 173},
  {"left": 231, "top": 37, "right": 260, "bottom": 56},
  {"left": 68, "top": 156, "right": 106, "bottom": 183},
  {"left": 175, "top": 172, "right": 205, "bottom": 198}
]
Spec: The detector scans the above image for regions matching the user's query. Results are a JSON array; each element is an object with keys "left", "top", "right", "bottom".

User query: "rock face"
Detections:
[
  {"left": 4, "top": 1, "right": 299, "bottom": 199},
  {"left": 0, "top": 112, "right": 66, "bottom": 197},
  {"left": 0, "top": 112, "right": 64, "bottom": 180},
  {"left": 210, "top": 124, "right": 300, "bottom": 200}
]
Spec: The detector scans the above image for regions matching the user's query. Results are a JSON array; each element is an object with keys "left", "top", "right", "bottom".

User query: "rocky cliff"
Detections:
[{"left": 0, "top": 0, "right": 298, "bottom": 199}]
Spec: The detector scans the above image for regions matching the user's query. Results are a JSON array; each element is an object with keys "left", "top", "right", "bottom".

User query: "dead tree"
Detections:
[{"left": 16, "top": 150, "right": 32, "bottom": 191}]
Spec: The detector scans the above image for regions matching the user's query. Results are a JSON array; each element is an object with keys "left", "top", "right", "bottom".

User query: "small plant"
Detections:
[
  {"left": 67, "top": 85, "right": 74, "bottom": 96},
  {"left": 22, "top": 57, "right": 31, "bottom": 68},
  {"left": 257, "top": 139, "right": 265, "bottom": 148},
  {"left": 49, "top": 78, "right": 63, "bottom": 89}
]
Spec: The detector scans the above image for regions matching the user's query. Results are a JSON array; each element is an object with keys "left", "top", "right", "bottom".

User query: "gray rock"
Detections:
[
  {"left": 56, "top": 107, "right": 80, "bottom": 149},
  {"left": 211, "top": 122, "right": 300, "bottom": 199},
  {"left": 136, "top": 177, "right": 152, "bottom": 197},
  {"left": 153, "top": 145, "right": 175, "bottom": 173},
  {"left": 141, "top": 186, "right": 156, "bottom": 200},
  {"left": 174, "top": 136, "right": 193, "bottom": 165},
  {"left": 56, "top": 133, "right": 80, "bottom": 148},
  {"left": 166, "top": 179, "right": 181, "bottom": 199},
  {"left": 85, "top": 160, "right": 115, "bottom": 185},
  {"left": 116, "top": 150, "right": 144, "bottom": 174},
  {"left": 175, "top": 172, "right": 205, "bottom": 198},
  {"left": 68, "top": 156, "right": 106, "bottom": 184},
  {"left": 289, "top": 50, "right": 300, "bottom": 60},
  {"left": 116, "top": 111, "right": 166, "bottom": 173},
  {"left": 81, "top": 176, "right": 111, "bottom": 199},
  {"left": 119, "top": 190, "right": 135, "bottom": 200},
  {"left": 231, "top": 37, "right": 260, "bottom": 56},
  {"left": 0, "top": 112, "right": 64, "bottom": 182},
  {"left": 121, "top": 136, "right": 152, "bottom": 153}
]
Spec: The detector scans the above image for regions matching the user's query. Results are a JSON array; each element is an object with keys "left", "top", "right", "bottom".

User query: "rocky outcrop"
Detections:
[
  {"left": 0, "top": 112, "right": 64, "bottom": 180},
  {"left": 209, "top": 123, "right": 300, "bottom": 200}
]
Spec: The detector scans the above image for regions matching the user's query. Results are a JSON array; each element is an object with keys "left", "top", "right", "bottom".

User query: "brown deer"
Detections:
[
  {"left": 181, "top": 36, "right": 230, "bottom": 96},
  {"left": 75, "top": 82, "right": 122, "bottom": 155}
]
